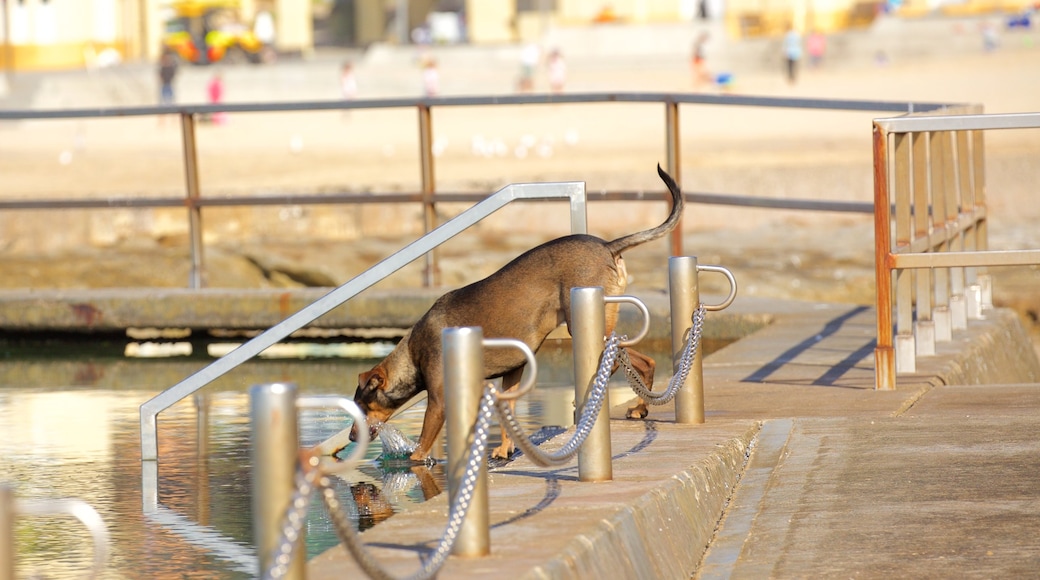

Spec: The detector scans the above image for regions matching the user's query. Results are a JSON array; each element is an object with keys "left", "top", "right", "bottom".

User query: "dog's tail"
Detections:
[{"left": 604, "top": 164, "right": 684, "bottom": 256}]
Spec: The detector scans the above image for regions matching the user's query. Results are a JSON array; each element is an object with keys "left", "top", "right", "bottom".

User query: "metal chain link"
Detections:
[
  {"left": 318, "top": 384, "right": 500, "bottom": 580},
  {"left": 263, "top": 459, "right": 320, "bottom": 580},
  {"left": 620, "top": 303, "right": 706, "bottom": 406},
  {"left": 495, "top": 333, "right": 620, "bottom": 467}
]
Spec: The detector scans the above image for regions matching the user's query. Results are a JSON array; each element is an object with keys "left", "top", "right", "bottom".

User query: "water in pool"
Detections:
[{"left": 0, "top": 336, "right": 691, "bottom": 578}]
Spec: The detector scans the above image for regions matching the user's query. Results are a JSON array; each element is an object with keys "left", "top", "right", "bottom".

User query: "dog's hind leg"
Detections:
[
  {"left": 618, "top": 347, "right": 655, "bottom": 419},
  {"left": 491, "top": 366, "right": 524, "bottom": 460}
]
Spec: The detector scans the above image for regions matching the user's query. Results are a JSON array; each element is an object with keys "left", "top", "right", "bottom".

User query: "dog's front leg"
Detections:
[
  {"left": 618, "top": 347, "right": 656, "bottom": 419},
  {"left": 491, "top": 367, "right": 524, "bottom": 460},
  {"left": 411, "top": 390, "right": 445, "bottom": 462}
]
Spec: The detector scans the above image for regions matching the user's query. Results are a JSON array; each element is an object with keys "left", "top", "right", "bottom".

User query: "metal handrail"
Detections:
[
  {"left": 139, "top": 180, "right": 588, "bottom": 461},
  {"left": 2, "top": 92, "right": 956, "bottom": 289},
  {"left": 0, "top": 92, "right": 955, "bottom": 121},
  {"left": 872, "top": 109, "right": 1040, "bottom": 390}
]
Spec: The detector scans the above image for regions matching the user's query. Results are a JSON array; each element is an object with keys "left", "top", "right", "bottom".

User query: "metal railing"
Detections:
[
  {"left": 139, "top": 180, "right": 587, "bottom": 461},
  {"left": 872, "top": 110, "right": 1040, "bottom": 390},
  {"left": 1, "top": 93, "right": 955, "bottom": 289}
]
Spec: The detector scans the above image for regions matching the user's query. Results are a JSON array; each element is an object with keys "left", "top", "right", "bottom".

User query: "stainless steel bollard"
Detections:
[
  {"left": 250, "top": 382, "right": 305, "bottom": 580},
  {"left": 442, "top": 327, "right": 490, "bottom": 557},
  {"left": 669, "top": 256, "right": 704, "bottom": 424},
  {"left": 1, "top": 487, "right": 110, "bottom": 579},
  {"left": 571, "top": 287, "right": 613, "bottom": 482},
  {"left": 670, "top": 257, "right": 737, "bottom": 424},
  {"left": 1, "top": 486, "right": 13, "bottom": 580}
]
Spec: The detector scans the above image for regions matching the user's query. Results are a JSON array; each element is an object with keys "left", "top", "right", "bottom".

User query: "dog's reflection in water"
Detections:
[
  {"left": 350, "top": 463, "right": 444, "bottom": 531},
  {"left": 350, "top": 482, "right": 393, "bottom": 530}
]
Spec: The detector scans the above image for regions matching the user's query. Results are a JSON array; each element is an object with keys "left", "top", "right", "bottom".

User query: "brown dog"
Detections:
[{"left": 349, "top": 165, "right": 683, "bottom": 462}]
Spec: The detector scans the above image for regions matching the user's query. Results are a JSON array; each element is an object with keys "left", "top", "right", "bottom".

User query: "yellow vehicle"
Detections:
[{"left": 163, "top": 0, "right": 265, "bottom": 65}]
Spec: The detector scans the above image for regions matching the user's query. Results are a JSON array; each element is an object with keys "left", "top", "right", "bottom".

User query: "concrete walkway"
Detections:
[{"left": 308, "top": 299, "right": 1040, "bottom": 579}]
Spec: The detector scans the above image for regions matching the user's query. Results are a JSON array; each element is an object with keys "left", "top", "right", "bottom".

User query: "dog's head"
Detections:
[{"left": 349, "top": 365, "right": 417, "bottom": 443}]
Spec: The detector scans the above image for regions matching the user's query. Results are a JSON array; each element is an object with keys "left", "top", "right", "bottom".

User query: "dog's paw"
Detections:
[
  {"left": 409, "top": 449, "right": 431, "bottom": 463},
  {"left": 490, "top": 444, "right": 515, "bottom": 460},
  {"left": 625, "top": 404, "right": 649, "bottom": 420}
]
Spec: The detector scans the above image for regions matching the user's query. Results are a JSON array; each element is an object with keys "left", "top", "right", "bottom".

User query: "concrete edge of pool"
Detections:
[{"left": 307, "top": 297, "right": 1040, "bottom": 579}]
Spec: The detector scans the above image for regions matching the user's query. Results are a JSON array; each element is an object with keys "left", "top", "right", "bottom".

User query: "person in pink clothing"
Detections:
[
  {"left": 547, "top": 49, "right": 566, "bottom": 93},
  {"left": 807, "top": 29, "right": 827, "bottom": 68},
  {"left": 206, "top": 72, "right": 227, "bottom": 125},
  {"left": 422, "top": 57, "right": 439, "bottom": 97}
]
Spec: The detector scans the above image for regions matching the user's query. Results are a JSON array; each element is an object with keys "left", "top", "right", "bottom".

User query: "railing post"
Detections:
[
  {"left": 971, "top": 129, "right": 994, "bottom": 311},
  {"left": 250, "top": 383, "right": 305, "bottom": 580},
  {"left": 665, "top": 100, "right": 683, "bottom": 257},
  {"left": 418, "top": 104, "right": 440, "bottom": 287},
  {"left": 0, "top": 486, "right": 13, "bottom": 580},
  {"left": 912, "top": 132, "right": 935, "bottom": 356},
  {"left": 873, "top": 123, "right": 897, "bottom": 390},
  {"left": 571, "top": 287, "right": 613, "bottom": 482},
  {"left": 929, "top": 130, "right": 952, "bottom": 343},
  {"left": 180, "top": 112, "right": 204, "bottom": 289},
  {"left": 669, "top": 257, "right": 704, "bottom": 424},
  {"left": 442, "top": 326, "right": 491, "bottom": 557},
  {"left": 894, "top": 132, "right": 916, "bottom": 374}
]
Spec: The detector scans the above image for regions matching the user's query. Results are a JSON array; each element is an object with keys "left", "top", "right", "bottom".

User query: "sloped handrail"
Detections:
[{"left": 139, "top": 181, "right": 587, "bottom": 461}]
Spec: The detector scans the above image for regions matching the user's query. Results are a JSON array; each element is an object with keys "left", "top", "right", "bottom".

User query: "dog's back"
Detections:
[{"left": 409, "top": 164, "right": 683, "bottom": 376}]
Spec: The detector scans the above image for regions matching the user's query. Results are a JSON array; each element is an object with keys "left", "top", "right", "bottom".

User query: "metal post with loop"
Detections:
[
  {"left": 443, "top": 326, "right": 537, "bottom": 558},
  {"left": 1, "top": 485, "right": 110, "bottom": 580},
  {"left": 250, "top": 383, "right": 305, "bottom": 580},
  {"left": 668, "top": 257, "right": 737, "bottom": 424},
  {"left": 571, "top": 287, "right": 613, "bottom": 482},
  {"left": 443, "top": 326, "right": 490, "bottom": 558},
  {"left": 251, "top": 383, "right": 370, "bottom": 580},
  {"left": 570, "top": 288, "right": 652, "bottom": 482}
]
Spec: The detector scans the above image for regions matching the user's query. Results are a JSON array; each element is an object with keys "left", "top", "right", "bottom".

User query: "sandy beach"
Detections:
[{"left": 0, "top": 25, "right": 1038, "bottom": 347}]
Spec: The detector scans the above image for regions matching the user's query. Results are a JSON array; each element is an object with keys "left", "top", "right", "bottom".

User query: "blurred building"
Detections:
[
  {"left": 1, "top": 0, "right": 1033, "bottom": 71},
  {"left": 333, "top": 0, "right": 1034, "bottom": 46},
  {"left": 0, "top": 0, "right": 312, "bottom": 71}
]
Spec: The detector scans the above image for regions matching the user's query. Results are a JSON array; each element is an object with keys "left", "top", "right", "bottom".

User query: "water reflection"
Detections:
[{"left": 0, "top": 338, "right": 706, "bottom": 578}]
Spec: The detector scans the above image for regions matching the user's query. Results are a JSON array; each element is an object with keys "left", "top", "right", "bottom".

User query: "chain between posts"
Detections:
[
  {"left": 496, "top": 333, "right": 621, "bottom": 467},
  {"left": 263, "top": 386, "right": 498, "bottom": 580},
  {"left": 262, "top": 303, "right": 706, "bottom": 578},
  {"left": 262, "top": 332, "right": 622, "bottom": 577},
  {"left": 620, "top": 303, "right": 706, "bottom": 406}
]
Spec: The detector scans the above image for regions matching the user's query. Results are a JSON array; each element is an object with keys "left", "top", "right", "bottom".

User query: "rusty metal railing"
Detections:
[
  {"left": 872, "top": 110, "right": 1040, "bottom": 390},
  {"left": 1, "top": 93, "right": 953, "bottom": 289}
]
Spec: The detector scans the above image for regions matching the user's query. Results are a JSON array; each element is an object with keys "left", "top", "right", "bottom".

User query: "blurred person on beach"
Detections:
[
  {"left": 981, "top": 20, "right": 999, "bottom": 52},
  {"left": 158, "top": 49, "right": 178, "bottom": 105},
  {"left": 691, "top": 32, "right": 713, "bottom": 90},
  {"left": 254, "top": 9, "right": 276, "bottom": 62},
  {"left": 204, "top": 72, "right": 227, "bottom": 125},
  {"left": 518, "top": 43, "right": 539, "bottom": 92},
  {"left": 422, "top": 58, "right": 439, "bottom": 97},
  {"left": 806, "top": 29, "right": 826, "bottom": 68},
  {"left": 783, "top": 26, "right": 803, "bottom": 84},
  {"left": 340, "top": 60, "right": 358, "bottom": 120},
  {"left": 341, "top": 60, "right": 358, "bottom": 100},
  {"left": 547, "top": 48, "right": 567, "bottom": 93},
  {"left": 157, "top": 48, "right": 178, "bottom": 126}
]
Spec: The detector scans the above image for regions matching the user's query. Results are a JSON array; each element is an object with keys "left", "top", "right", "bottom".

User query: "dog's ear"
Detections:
[{"left": 359, "top": 368, "right": 386, "bottom": 391}]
